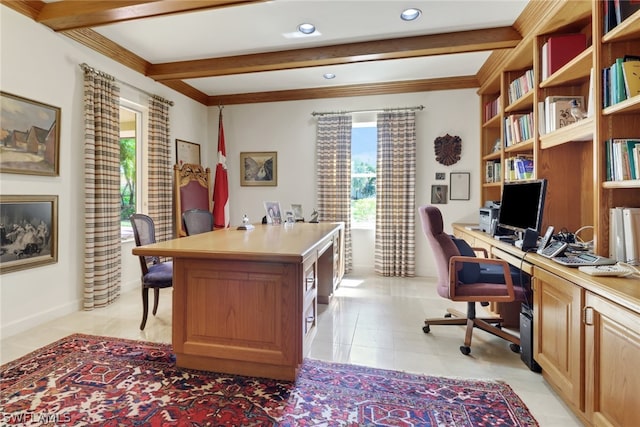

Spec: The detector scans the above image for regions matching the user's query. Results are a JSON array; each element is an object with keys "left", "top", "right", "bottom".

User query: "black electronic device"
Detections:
[
  {"left": 536, "top": 226, "right": 555, "bottom": 254},
  {"left": 539, "top": 240, "right": 568, "bottom": 258},
  {"left": 519, "top": 228, "right": 539, "bottom": 251},
  {"left": 496, "top": 179, "right": 547, "bottom": 236},
  {"left": 520, "top": 304, "right": 541, "bottom": 372}
]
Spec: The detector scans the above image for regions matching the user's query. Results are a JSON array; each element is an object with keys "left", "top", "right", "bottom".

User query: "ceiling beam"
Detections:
[
  {"left": 208, "top": 76, "right": 480, "bottom": 106},
  {"left": 148, "top": 26, "right": 522, "bottom": 81},
  {"left": 33, "top": 0, "right": 266, "bottom": 31}
]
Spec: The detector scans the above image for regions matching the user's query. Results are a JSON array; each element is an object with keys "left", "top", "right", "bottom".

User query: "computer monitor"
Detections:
[{"left": 497, "top": 179, "right": 547, "bottom": 236}]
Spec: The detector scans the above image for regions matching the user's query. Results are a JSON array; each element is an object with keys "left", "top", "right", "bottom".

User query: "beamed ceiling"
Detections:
[{"left": 1, "top": 0, "right": 548, "bottom": 106}]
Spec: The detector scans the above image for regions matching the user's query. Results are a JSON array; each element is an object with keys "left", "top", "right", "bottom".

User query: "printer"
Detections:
[{"left": 479, "top": 201, "right": 500, "bottom": 233}]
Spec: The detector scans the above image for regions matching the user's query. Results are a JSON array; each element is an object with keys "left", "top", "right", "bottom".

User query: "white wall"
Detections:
[
  {"left": 1, "top": 4, "right": 481, "bottom": 338},
  {"left": 0, "top": 6, "right": 208, "bottom": 337},
  {"left": 208, "top": 91, "right": 481, "bottom": 276}
]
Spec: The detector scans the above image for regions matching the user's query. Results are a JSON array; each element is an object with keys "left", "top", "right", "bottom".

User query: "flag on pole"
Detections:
[{"left": 213, "top": 108, "right": 230, "bottom": 228}]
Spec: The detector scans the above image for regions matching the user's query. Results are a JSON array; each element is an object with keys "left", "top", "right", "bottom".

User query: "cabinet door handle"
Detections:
[{"left": 583, "top": 306, "right": 594, "bottom": 326}]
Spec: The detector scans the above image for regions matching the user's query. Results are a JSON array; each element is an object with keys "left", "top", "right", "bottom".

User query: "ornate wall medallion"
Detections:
[{"left": 434, "top": 134, "right": 461, "bottom": 166}]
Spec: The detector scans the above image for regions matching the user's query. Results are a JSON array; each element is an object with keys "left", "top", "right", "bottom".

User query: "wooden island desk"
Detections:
[{"left": 132, "top": 222, "right": 344, "bottom": 380}]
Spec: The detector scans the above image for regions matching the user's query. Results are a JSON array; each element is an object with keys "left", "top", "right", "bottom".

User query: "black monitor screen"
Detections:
[{"left": 498, "top": 179, "right": 547, "bottom": 234}]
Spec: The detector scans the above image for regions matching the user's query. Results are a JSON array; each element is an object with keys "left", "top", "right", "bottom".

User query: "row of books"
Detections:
[
  {"left": 541, "top": 33, "right": 586, "bottom": 81},
  {"left": 484, "top": 160, "right": 501, "bottom": 183},
  {"left": 505, "top": 156, "right": 533, "bottom": 181},
  {"left": 604, "top": 0, "right": 640, "bottom": 34},
  {"left": 483, "top": 96, "right": 500, "bottom": 123},
  {"left": 504, "top": 112, "right": 534, "bottom": 146},
  {"left": 541, "top": 95, "right": 585, "bottom": 134},
  {"left": 507, "top": 69, "right": 534, "bottom": 104},
  {"left": 602, "top": 56, "right": 640, "bottom": 108},
  {"left": 610, "top": 207, "right": 640, "bottom": 265},
  {"left": 605, "top": 138, "right": 640, "bottom": 181}
]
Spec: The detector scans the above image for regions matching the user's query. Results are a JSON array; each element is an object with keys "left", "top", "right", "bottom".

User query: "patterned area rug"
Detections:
[{"left": 1, "top": 334, "right": 538, "bottom": 426}]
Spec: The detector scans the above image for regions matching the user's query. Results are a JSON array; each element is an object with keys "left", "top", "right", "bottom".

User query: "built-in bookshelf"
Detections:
[{"left": 477, "top": 0, "right": 639, "bottom": 258}]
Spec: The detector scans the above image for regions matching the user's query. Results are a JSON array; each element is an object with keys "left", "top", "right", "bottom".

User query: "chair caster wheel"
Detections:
[
  {"left": 460, "top": 345, "right": 471, "bottom": 355},
  {"left": 510, "top": 343, "right": 521, "bottom": 353},
  {"left": 423, "top": 325, "right": 430, "bottom": 333},
  {"left": 444, "top": 313, "right": 452, "bottom": 318}
]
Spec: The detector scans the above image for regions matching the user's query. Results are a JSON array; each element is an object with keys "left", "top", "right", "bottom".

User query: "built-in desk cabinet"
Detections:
[
  {"left": 584, "top": 291, "right": 640, "bottom": 426},
  {"left": 533, "top": 267, "right": 584, "bottom": 413}
]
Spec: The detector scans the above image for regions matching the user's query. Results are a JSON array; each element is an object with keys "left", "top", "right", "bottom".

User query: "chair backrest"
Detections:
[
  {"left": 418, "top": 205, "right": 461, "bottom": 299},
  {"left": 130, "top": 213, "right": 159, "bottom": 275},
  {"left": 174, "top": 163, "right": 212, "bottom": 237},
  {"left": 182, "top": 208, "right": 214, "bottom": 235}
]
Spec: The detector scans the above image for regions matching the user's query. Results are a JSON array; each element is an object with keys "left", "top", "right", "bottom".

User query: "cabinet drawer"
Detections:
[
  {"left": 304, "top": 261, "right": 316, "bottom": 294},
  {"left": 303, "top": 298, "right": 317, "bottom": 337}
]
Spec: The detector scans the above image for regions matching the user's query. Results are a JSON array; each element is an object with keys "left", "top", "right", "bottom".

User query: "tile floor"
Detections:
[{"left": 0, "top": 270, "right": 582, "bottom": 426}]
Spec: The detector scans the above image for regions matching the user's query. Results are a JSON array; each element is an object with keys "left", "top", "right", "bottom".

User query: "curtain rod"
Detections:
[
  {"left": 79, "top": 63, "right": 174, "bottom": 107},
  {"left": 311, "top": 105, "right": 424, "bottom": 117}
]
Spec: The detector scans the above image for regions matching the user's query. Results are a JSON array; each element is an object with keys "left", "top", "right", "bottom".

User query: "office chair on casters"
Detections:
[
  {"left": 182, "top": 208, "right": 214, "bottom": 236},
  {"left": 130, "top": 214, "right": 173, "bottom": 330},
  {"left": 418, "top": 205, "right": 528, "bottom": 355}
]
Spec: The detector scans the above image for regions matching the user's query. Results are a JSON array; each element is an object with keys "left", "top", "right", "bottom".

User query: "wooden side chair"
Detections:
[
  {"left": 173, "top": 163, "right": 212, "bottom": 237},
  {"left": 130, "top": 213, "right": 173, "bottom": 330}
]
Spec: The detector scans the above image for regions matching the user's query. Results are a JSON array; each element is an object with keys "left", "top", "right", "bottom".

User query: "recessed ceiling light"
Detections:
[
  {"left": 297, "top": 23, "right": 316, "bottom": 35},
  {"left": 400, "top": 8, "right": 422, "bottom": 21},
  {"left": 323, "top": 73, "right": 336, "bottom": 80}
]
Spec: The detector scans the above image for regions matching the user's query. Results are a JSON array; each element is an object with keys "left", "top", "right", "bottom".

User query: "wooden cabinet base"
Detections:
[{"left": 175, "top": 353, "right": 300, "bottom": 381}]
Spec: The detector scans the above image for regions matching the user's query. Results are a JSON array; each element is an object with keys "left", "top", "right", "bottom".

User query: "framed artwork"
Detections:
[
  {"left": 431, "top": 185, "right": 447, "bottom": 204},
  {"left": 0, "top": 91, "right": 60, "bottom": 176},
  {"left": 291, "top": 204, "right": 304, "bottom": 221},
  {"left": 176, "top": 139, "right": 201, "bottom": 166},
  {"left": 263, "top": 201, "right": 282, "bottom": 224},
  {"left": 435, "top": 172, "right": 446, "bottom": 180},
  {"left": 0, "top": 195, "right": 58, "bottom": 274},
  {"left": 450, "top": 172, "right": 471, "bottom": 200},
  {"left": 240, "top": 151, "right": 277, "bottom": 186}
]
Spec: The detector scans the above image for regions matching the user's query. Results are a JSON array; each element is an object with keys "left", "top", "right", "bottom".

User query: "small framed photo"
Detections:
[
  {"left": 431, "top": 185, "right": 447, "bottom": 204},
  {"left": 1, "top": 195, "right": 58, "bottom": 274},
  {"left": 240, "top": 151, "right": 277, "bottom": 186},
  {"left": 435, "top": 172, "right": 446, "bottom": 180},
  {"left": 291, "top": 204, "right": 304, "bottom": 221},
  {"left": 1, "top": 91, "right": 61, "bottom": 176},
  {"left": 264, "top": 201, "right": 282, "bottom": 224},
  {"left": 176, "top": 139, "right": 201, "bottom": 166},
  {"left": 450, "top": 172, "right": 471, "bottom": 201}
]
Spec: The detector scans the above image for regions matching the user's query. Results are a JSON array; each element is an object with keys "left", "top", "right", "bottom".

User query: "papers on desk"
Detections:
[{"left": 465, "top": 225, "right": 481, "bottom": 231}]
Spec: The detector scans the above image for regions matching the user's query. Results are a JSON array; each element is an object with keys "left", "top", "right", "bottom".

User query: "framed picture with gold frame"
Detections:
[
  {"left": 0, "top": 91, "right": 61, "bottom": 176},
  {"left": 175, "top": 139, "right": 201, "bottom": 166},
  {"left": 240, "top": 151, "right": 277, "bottom": 186},
  {"left": 0, "top": 195, "right": 58, "bottom": 274}
]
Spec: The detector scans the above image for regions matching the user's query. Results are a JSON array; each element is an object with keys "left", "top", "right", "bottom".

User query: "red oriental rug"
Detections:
[{"left": 0, "top": 334, "right": 538, "bottom": 426}]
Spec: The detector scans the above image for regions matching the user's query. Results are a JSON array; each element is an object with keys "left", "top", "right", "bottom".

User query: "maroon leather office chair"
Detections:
[{"left": 418, "top": 205, "right": 528, "bottom": 355}]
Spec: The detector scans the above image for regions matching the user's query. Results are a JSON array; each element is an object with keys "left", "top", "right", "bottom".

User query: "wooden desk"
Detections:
[
  {"left": 132, "top": 222, "right": 343, "bottom": 380},
  {"left": 453, "top": 223, "right": 640, "bottom": 426}
]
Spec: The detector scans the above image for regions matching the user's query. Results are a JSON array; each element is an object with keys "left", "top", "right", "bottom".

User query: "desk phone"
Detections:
[{"left": 538, "top": 240, "right": 567, "bottom": 258}]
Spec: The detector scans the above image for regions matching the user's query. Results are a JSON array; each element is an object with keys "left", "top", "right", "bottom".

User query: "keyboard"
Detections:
[{"left": 552, "top": 253, "right": 616, "bottom": 267}]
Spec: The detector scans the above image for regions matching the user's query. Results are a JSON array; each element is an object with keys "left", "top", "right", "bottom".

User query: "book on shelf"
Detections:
[
  {"left": 541, "top": 33, "right": 587, "bottom": 79},
  {"left": 508, "top": 69, "right": 534, "bottom": 104},
  {"left": 605, "top": 138, "right": 640, "bottom": 181},
  {"left": 622, "top": 59, "right": 640, "bottom": 98},
  {"left": 504, "top": 112, "right": 534, "bottom": 146},
  {"left": 604, "top": 0, "right": 618, "bottom": 34},
  {"left": 544, "top": 95, "right": 584, "bottom": 132},
  {"left": 622, "top": 207, "right": 640, "bottom": 265},
  {"left": 504, "top": 156, "right": 533, "bottom": 181},
  {"left": 614, "top": 0, "right": 640, "bottom": 26},
  {"left": 484, "top": 160, "right": 502, "bottom": 183},
  {"left": 483, "top": 96, "right": 500, "bottom": 122}
]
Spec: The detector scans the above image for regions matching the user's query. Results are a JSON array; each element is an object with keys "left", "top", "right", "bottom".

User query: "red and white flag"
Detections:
[{"left": 212, "top": 108, "right": 229, "bottom": 228}]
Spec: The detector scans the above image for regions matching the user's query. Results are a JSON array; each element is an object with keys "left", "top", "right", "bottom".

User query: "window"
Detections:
[
  {"left": 351, "top": 122, "right": 377, "bottom": 228},
  {"left": 119, "top": 102, "right": 145, "bottom": 240}
]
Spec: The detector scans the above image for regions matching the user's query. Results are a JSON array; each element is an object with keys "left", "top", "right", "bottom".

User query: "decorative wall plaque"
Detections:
[{"left": 434, "top": 134, "right": 462, "bottom": 166}]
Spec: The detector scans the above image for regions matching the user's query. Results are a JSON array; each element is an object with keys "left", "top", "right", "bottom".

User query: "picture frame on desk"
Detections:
[{"left": 264, "top": 201, "right": 282, "bottom": 224}]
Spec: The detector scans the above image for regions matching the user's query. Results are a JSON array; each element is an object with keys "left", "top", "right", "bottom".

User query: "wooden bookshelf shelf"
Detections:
[
  {"left": 539, "top": 47, "right": 593, "bottom": 88},
  {"left": 602, "top": 9, "right": 640, "bottom": 42},
  {"left": 602, "top": 95, "right": 640, "bottom": 115},
  {"left": 539, "top": 118, "right": 594, "bottom": 149},
  {"left": 482, "top": 152, "right": 501, "bottom": 161},
  {"left": 602, "top": 179, "right": 640, "bottom": 189},
  {"left": 483, "top": 113, "right": 501, "bottom": 128},
  {"left": 505, "top": 139, "right": 534, "bottom": 153},
  {"left": 505, "top": 89, "right": 534, "bottom": 113}
]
